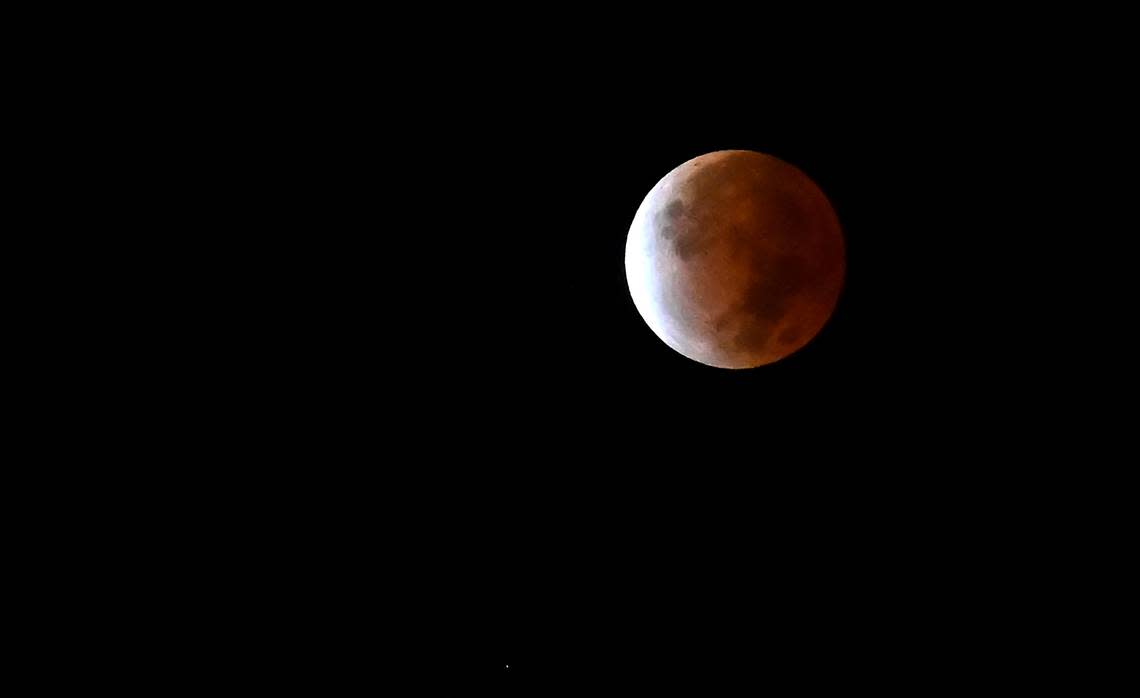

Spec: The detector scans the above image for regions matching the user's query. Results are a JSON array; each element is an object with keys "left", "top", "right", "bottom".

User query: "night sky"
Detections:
[
  {"left": 28, "top": 4, "right": 1122, "bottom": 693},
  {"left": 165, "top": 16, "right": 1106, "bottom": 692}
]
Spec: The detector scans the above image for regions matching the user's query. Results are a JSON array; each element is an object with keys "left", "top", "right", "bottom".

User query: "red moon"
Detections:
[{"left": 625, "top": 150, "right": 845, "bottom": 368}]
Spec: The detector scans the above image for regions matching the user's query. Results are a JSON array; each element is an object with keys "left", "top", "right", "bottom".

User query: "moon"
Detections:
[{"left": 625, "top": 150, "right": 845, "bottom": 368}]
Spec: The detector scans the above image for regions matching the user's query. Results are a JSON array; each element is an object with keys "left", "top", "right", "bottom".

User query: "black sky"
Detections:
[
  {"left": 157, "top": 16, "right": 1122, "bottom": 691},
  {"left": 16, "top": 4, "right": 1127, "bottom": 693}
]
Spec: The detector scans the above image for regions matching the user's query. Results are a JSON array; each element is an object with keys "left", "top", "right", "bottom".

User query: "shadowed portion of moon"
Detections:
[{"left": 625, "top": 150, "right": 845, "bottom": 368}]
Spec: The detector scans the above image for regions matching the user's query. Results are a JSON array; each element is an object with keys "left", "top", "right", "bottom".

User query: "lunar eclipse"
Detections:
[{"left": 625, "top": 150, "right": 845, "bottom": 368}]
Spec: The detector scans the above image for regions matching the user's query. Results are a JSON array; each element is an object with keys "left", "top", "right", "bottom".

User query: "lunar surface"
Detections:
[{"left": 625, "top": 150, "right": 845, "bottom": 368}]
